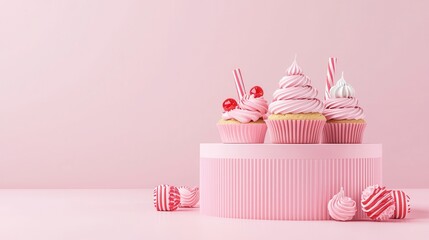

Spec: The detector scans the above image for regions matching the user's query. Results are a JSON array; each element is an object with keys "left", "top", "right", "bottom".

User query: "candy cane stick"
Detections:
[
  {"left": 325, "top": 57, "right": 337, "bottom": 100},
  {"left": 233, "top": 68, "right": 246, "bottom": 100}
]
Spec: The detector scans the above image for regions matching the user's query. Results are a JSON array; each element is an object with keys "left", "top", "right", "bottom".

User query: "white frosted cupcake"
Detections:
[{"left": 323, "top": 73, "right": 366, "bottom": 143}]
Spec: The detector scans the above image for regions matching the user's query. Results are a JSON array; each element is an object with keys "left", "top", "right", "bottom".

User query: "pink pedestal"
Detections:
[{"left": 200, "top": 144, "right": 382, "bottom": 220}]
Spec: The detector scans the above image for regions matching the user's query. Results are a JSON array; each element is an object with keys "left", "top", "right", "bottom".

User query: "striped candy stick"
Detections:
[
  {"left": 324, "top": 57, "right": 338, "bottom": 100},
  {"left": 153, "top": 185, "right": 181, "bottom": 211},
  {"left": 233, "top": 68, "right": 246, "bottom": 100},
  {"left": 391, "top": 190, "right": 411, "bottom": 219}
]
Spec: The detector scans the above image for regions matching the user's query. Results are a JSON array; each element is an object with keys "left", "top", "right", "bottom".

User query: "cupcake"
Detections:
[
  {"left": 266, "top": 58, "right": 325, "bottom": 144},
  {"left": 322, "top": 72, "right": 366, "bottom": 143},
  {"left": 217, "top": 81, "right": 268, "bottom": 143}
]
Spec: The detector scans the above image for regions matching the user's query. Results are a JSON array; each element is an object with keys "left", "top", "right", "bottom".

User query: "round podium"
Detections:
[{"left": 200, "top": 144, "right": 382, "bottom": 220}]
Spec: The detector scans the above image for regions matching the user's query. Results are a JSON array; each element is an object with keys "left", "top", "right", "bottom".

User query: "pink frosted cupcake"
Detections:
[
  {"left": 266, "top": 58, "right": 325, "bottom": 144},
  {"left": 217, "top": 90, "right": 268, "bottom": 143},
  {"left": 323, "top": 72, "right": 366, "bottom": 143},
  {"left": 217, "top": 69, "right": 268, "bottom": 144}
]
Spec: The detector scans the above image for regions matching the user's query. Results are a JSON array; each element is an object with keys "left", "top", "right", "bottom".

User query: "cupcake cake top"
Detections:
[
  {"left": 268, "top": 58, "right": 323, "bottom": 114},
  {"left": 221, "top": 69, "right": 268, "bottom": 123},
  {"left": 323, "top": 72, "right": 365, "bottom": 120}
]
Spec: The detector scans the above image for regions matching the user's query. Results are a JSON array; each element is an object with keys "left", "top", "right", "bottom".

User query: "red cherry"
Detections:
[
  {"left": 222, "top": 98, "right": 237, "bottom": 111},
  {"left": 250, "top": 86, "right": 264, "bottom": 98}
]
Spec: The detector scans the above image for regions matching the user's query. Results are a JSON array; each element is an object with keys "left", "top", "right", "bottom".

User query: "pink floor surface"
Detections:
[{"left": 0, "top": 189, "right": 428, "bottom": 240}]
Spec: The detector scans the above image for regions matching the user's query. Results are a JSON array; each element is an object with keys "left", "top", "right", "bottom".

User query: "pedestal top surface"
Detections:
[{"left": 201, "top": 143, "right": 382, "bottom": 159}]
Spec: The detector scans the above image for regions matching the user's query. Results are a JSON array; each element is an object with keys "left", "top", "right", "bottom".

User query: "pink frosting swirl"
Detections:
[
  {"left": 279, "top": 75, "right": 311, "bottom": 88},
  {"left": 222, "top": 94, "right": 268, "bottom": 123},
  {"left": 239, "top": 95, "right": 268, "bottom": 114},
  {"left": 269, "top": 60, "right": 323, "bottom": 114},
  {"left": 328, "top": 187, "right": 357, "bottom": 221},
  {"left": 323, "top": 98, "right": 365, "bottom": 120},
  {"left": 324, "top": 75, "right": 365, "bottom": 121}
]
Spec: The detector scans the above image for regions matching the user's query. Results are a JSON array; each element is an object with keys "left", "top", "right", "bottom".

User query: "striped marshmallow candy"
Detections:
[
  {"left": 361, "top": 185, "right": 395, "bottom": 221},
  {"left": 178, "top": 186, "right": 200, "bottom": 208},
  {"left": 153, "top": 185, "right": 181, "bottom": 211},
  {"left": 391, "top": 190, "right": 411, "bottom": 219}
]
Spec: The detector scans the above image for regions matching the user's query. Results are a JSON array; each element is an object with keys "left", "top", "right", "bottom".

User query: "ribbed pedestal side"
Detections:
[{"left": 200, "top": 144, "right": 382, "bottom": 220}]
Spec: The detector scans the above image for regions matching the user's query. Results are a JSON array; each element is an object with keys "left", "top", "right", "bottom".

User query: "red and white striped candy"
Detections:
[
  {"left": 233, "top": 68, "right": 246, "bottom": 100},
  {"left": 391, "top": 190, "right": 411, "bottom": 219},
  {"left": 361, "top": 185, "right": 395, "bottom": 221},
  {"left": 324, "top": 57, "right": 337, "bottom": 100},
  {"left": 153, "top": 185, "right": 181, "bottom": 211},
  {"left": 178, "top": 186, "right": 200, "bottom": 208}
]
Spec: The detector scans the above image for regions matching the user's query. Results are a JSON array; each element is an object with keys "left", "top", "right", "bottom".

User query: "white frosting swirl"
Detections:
[
  {"left": 328, "top": 187, "right": 357, "bottom": 221},
  {"left": 329, "top": 72, "right": 355, "bottom": 98}
]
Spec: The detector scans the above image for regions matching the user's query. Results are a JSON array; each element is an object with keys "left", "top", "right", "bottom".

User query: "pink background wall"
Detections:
[{"left": 0, "top": 0, "right": 428, "bottom": 188}]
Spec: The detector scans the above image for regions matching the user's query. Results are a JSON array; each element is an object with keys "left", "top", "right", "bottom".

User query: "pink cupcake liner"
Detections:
[
  {"left": 217, "top": 123, "right": 267, "bottom": 143},
  {"left": 322, "top": 122, "right": 366, "bottom": 144},
  {"left": 265, "top": 119, "right": 325, "bottom": 144}
]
